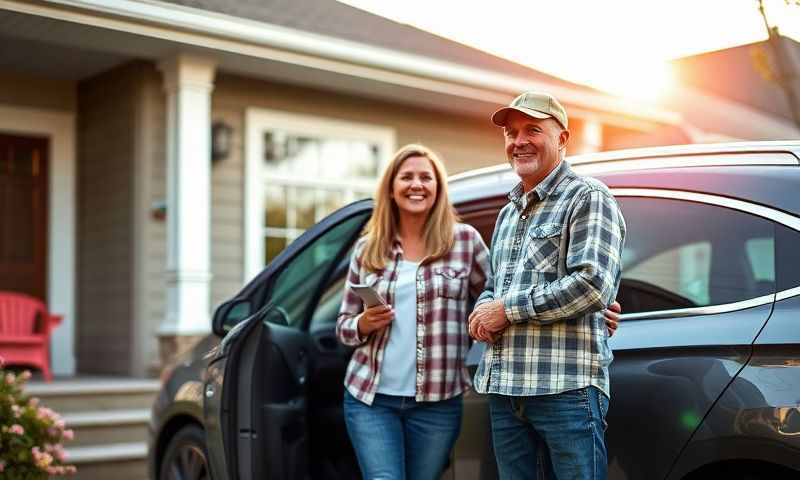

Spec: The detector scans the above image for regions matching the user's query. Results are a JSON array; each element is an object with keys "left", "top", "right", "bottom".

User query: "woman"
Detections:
[{"left": 336, "top": 144, "right": 621, "bottom": 479}]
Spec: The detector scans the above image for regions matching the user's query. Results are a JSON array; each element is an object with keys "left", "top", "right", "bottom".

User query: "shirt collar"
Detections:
[{"left": 508, "top": 160, "right": 572, "bottom": 210}]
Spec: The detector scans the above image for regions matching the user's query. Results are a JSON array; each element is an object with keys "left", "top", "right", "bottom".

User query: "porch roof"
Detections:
[{"left": 0, "top": 0, "right": 681, "bottom": 129}]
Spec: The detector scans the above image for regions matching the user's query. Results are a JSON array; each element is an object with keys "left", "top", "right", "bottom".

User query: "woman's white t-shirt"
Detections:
[{"left": 376, "top": 260, "right": 419, "bottom": 396}]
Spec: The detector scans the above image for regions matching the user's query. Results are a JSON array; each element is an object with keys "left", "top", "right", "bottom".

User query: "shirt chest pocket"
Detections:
[
  {"left": 525, "top": 223, "right": 561, "bottom": 273},
  {"left": 433, "top": 266, "right": 468, "bottom": 300}
]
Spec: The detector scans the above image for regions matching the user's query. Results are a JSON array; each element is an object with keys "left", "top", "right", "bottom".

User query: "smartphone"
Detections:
[{"left": 350, "top": 283, "right": 387, "bottom": 308}]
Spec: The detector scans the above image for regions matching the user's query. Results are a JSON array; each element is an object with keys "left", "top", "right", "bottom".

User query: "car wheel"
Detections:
[{"left": 159, "top": 424, "right": 210, "bottom": 480}]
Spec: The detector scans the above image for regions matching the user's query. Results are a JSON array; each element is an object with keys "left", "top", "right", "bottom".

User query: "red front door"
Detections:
[{"left": 0, "top": 134, "right": 48, "bottom": 301}]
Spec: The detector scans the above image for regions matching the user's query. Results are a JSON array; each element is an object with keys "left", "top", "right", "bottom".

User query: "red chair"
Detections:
[{"left": 0, "top": 292, "right": 62, "bottom": 381}]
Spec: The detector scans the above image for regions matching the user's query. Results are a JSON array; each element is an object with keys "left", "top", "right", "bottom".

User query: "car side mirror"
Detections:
[{"left": 212, "top": 298, "right": 253, "bottom": 337}]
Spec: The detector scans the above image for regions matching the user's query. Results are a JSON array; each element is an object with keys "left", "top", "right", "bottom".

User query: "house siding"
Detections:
[{"left": 76, "top": 63, "right": 144, "bottom": 375}]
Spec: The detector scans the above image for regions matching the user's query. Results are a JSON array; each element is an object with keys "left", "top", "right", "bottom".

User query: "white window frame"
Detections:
[{"left": 244, "top": 108, "right": 395, "bottom": 282}]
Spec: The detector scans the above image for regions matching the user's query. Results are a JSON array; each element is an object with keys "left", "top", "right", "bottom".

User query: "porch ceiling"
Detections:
[
  {"left": 0, "top": 33, "right": 129, "bottom": 81},
  {"left": 0, "top": 7, "right": 500, "bottom": 117}
]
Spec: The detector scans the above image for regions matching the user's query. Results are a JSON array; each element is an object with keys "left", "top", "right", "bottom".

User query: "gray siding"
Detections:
[{"left": 76, "top": 63, "right": 139, "bottom": 374}]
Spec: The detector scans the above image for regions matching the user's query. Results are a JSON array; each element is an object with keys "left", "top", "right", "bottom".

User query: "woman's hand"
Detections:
[
  {"left": 357, "top": 304, "right": 394, "bottom": 337},
  {"left": 604, "top": 301, "right": 622, "bottom": 336}
]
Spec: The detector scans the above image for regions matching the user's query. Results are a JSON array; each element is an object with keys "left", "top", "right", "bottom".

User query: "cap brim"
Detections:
[{"left": 491, "top": 106, "right": 552, "bottom": 127}]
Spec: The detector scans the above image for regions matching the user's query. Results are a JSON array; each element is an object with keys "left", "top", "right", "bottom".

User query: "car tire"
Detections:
[{"left": 159, "top": 424, "right": 210, "bottom": 480}]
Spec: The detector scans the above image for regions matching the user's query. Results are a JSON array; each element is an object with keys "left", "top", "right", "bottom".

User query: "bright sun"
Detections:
[{"left": 580, "top": 61, "right": 676, "bottom": 103}]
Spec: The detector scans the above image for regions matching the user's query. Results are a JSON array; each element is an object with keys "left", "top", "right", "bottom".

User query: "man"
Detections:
[{"left": 469, "top": 91, "right": 626, "bottom": 479}]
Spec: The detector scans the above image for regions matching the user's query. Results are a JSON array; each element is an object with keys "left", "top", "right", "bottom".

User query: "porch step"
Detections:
[
  {"left": 26, "top": 378, "right": 160, "bottom": 413},
  {"left": 23, "top": 378, "right": 158, "bottom": 480},
  {"left": 62, "top": 409, "right": 151, "bottom": 447},
  {"left": 56, "top": 443, "right": 147, "bottom": 480}
]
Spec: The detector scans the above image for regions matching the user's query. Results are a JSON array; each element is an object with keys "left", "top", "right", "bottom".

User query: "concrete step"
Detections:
[
  {"left": 26, "top": 378, "right": 159, "bottom": 413},
  {"left": 62, "top": 409, "right": 150, "bottom": 448},
  {"left": 57, "top": 442, "right": 148, "bottom": 480}
]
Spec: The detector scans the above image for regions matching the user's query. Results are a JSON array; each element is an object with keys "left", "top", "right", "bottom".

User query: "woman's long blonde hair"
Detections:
[{"left": 361, "top": 144, "right": 458, "bottom": 272}]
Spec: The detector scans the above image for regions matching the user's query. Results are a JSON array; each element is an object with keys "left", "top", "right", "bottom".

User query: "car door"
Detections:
[
  {"left": 204, "top": 200, "right": 372, "bottom": 480},
  {"left": 606, "top": 193, "right": 778, "bottom": 480}
]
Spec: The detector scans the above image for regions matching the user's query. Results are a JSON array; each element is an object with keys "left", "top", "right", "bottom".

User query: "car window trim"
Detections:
[
  {"left": 776, "top": 285, "right": 800, "bottom": 302},
  {"left": 620, "top": 292, "right": 776, "bottom": 321},
  {"left": 613, "top": 188, "right": 800, "bottom": 321},
  {"left": 611, "top": 188, "right": 800, "bottom": 231}
]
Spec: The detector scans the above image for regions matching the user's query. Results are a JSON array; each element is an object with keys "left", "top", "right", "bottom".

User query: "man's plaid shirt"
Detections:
[
  {"left": 474, "top": 160, "right": 626, "bottom": 398},
  {"left": 337, "top": 223, "right": 490, "bottom": 405}
]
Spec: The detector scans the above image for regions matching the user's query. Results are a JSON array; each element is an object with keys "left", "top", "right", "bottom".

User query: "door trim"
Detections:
[{"left": 0, "top": 104, "right": 76, "bottom": 376}]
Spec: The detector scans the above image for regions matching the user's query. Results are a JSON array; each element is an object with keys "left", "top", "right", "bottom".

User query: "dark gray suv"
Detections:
[{"left": 148, "top": 141, "right": 800, "bottom": 480}]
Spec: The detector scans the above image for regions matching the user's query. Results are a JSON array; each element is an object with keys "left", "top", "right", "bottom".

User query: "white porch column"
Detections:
[{"left": 157, "top": 55, "right": 216, "bottom": 352}]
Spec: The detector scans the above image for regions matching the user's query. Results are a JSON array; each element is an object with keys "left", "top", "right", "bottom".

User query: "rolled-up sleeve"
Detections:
[
  {"left": 336, "top": 246, "right": 368, "bottom": 346},
  {"left": 504, "top": 189, "right": 626, "bottom": 324}
]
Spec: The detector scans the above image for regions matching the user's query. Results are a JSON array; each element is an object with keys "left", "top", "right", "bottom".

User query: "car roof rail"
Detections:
[{"left": 448, "top": 141, "right": 800, "bottom": 186}]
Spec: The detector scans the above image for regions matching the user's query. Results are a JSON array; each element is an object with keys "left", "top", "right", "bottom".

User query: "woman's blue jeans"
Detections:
[
  {"left": 488, "top": 386, "right": 609, "bottom": 480},
  {"left": 343, "top": 391, "right": 463, "bottom": 480}
]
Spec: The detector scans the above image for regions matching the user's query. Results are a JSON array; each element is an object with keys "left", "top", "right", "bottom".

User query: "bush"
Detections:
[{"left": 0, "top": 357, "right": 77, "bottom": 479}]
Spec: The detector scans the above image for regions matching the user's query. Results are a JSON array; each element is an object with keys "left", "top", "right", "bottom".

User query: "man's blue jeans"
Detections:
[
  {"left": 343, "top": 391, "right": 463, "bottom": 480},
  {"left": 488, "top": 387, "right": 609, "bottom": 480}
]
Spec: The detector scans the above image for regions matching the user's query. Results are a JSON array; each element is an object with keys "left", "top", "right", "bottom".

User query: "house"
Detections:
[
  {"left": 666, "top": 34, "right": 800, "bottom": 143},
  {"left": 0, "top": 0, "right": 695, "bottom": 379}
]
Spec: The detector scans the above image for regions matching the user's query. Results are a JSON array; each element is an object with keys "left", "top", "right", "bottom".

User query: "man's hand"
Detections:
[
  {"left": 469, "top": 300, "right": 509, "bottom": 343},
  {"left": 604, "top": 301, "right": 621, "bottom": 337},
  {"left": 357, "top": 304, "right": 394, "bottom": 337}
]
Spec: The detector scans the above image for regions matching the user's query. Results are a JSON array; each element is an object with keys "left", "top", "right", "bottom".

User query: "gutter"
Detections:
[{"left": 4, "top": 0, "right": 682, "bottom": 125}]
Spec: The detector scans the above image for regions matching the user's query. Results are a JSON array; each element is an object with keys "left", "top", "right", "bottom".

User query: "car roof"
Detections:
[{"left": 448, "top": 141, "right": 800, "bottom": 217}]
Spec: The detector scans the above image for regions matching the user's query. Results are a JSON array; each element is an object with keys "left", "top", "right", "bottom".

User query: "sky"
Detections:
[{"left": 338, "top": 0, "right": 800, "bottom": 102}]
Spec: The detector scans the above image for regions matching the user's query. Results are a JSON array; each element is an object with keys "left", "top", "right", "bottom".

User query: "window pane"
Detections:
[
  {"left": 310, "top": 275, "right": 347, "bottom": 329},
  {"left": 266, "top": 212, "right": 370, "bottom": 329},
  {"left": 777, "top": 225, "right": 800, "bottom": 291},
  {"left": 617, "top": 198, "right": 776, "bottom": 314},
  {"left": 265, "top": 236, "right": 287, "bottom": 264},
  {"left": 627, "top": 242, "right": 711, "bottom": 305},
  {"left": 265, "top": 185, "right": 287, "bottom": 228},
  {"left": 293, "top": 187, "right": 316, "bottom": 229},
  {"left": 745, "top": 238, "right": 775, "bottom": 283},
  {"left": 319, "top": 189, "right": 345, "bottom": 219}
]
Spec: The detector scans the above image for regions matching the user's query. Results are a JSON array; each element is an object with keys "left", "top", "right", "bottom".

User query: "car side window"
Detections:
[
  {"left": 264, "top": 213, "right": 369, "bottom": 329},
  {"left": 776, "top": 224, "right": 800, "bottom": 292},
  {"left": 310, "top": 275, "right": 347, "bottom": 330},
  {"left": 617, "top": 197, "right": 776, "bottom": 315}
]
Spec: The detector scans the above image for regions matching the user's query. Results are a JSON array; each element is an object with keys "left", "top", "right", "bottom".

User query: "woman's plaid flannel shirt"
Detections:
[{"left": 336, "top": 223, "right": 490, "bottom": 405}]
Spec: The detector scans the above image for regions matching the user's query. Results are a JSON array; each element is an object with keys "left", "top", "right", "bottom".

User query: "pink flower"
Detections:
[
  {"left": 0, "top": 460, "right": 5, "bottom": 472},
  {"left": 9, "top": 424, "right": 24, "bottom": 435},
  {"left": 11, "top": 404, "right": 21, "bottom": 417},
  {"left": 20, "top": 370, "right": 32, "bottom": 381},
  {"left": 62, "top": 429, "right": 75, "bottom": 441},
  {"left": 53, "top": 445, "right": 67, "bottom": 462},
  {"left": 28, "top": 397, "right": 40, "bottom": 407},
  {"left": 5, "top": 372, "right": 16, "bottom": 385}
]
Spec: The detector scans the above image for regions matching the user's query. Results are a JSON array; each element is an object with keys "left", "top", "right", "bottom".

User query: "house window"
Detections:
[
  {"left": 245, "top": 109, "right": 395, "bottom": 280},
  {"left": 262, "top": 133, "right": 383, "bottom": 262}
]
